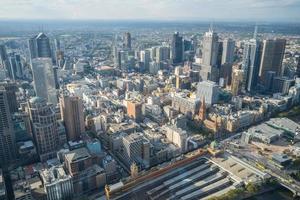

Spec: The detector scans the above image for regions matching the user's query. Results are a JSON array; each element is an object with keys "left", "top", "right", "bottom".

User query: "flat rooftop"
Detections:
[
  {"left": 108, "top": 157, "right": 240, "bottom": 200},
  {"left": 210, "top": 154, "right": 269, "bottom": 184}
]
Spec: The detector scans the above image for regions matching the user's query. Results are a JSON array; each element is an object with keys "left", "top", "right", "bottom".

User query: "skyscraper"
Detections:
[
  {"left": 0, "top": 45, "right": 8, "bottom": 64},
  {"left": 242, "top": 39, "right": 262, "bottom": 92},
  {"left": 60, "top": 95, "right": 85, "bottom": 141},
  {"left": 31, "top": 58, "right": 57, "bottom": 104},
  {"left": 140, "top": 49, "right": 151, "bottom": 71},
  {"left": 29, "top": 32, "right": 52, "bottom": 59},
  {"left": 0, "top": 45, "right": 11, "bottom": 79},
  {"left": 0, "top": 82, "right": 18, "bottom": 113},
  {"left": 0, "top": 86, "right": 16, "bottom": 166},
  {"left": 296, "top": 57, "right": 300, "bottom": 78},
  {"left": 8, "top": 53, "right": 23, "bottom": 80},
  {"left": 123, "top": 32, "right": 132, "bottom": 50},
  {"left": 222, "top": 38, "right": 235, "bottom": 64},
  {"left": 202, "top": 28, "right": 219, "bottom": 66},
  {"left": 259, "top": 39, "right": 286, "bottom": 84},
  {"left": 27, "top": 97, "right": 59, "bottom": 162},
  {"left": 156, "top": 46, "right": 170, "bottom": 63},
  {"left": 113, "top": 46, "right": 120, "bottom": 68},
  {"left": 231, "top": 68, "right": 244, "bottom": 96},
  {"left": 171, "top": 32, "right": 183, "bottom": 64}
]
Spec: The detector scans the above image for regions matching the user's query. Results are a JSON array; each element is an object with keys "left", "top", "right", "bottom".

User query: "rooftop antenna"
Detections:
[
  {"left": 253, "top": 24, "right": 258, "bottom": 39},
  {"left": 209, "top": 21, "right": 214, "bottom": 32}
]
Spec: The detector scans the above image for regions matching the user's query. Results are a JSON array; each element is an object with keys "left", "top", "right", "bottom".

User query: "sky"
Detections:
[{"left": 0, "top": 0, "right": 300, "bottom": 22}]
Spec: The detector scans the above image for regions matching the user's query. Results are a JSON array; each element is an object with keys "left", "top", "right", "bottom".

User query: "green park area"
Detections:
[
  {"left": 207, "top": 180, "right": 278, "bottom": 200},
  {"left": 276, "top": 105, "right": 300, "bottom": 121}
]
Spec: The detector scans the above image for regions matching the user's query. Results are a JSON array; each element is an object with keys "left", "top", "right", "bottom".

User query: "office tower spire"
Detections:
[{"left": 253, "top": 25, "right": 258, "bottom": 39}]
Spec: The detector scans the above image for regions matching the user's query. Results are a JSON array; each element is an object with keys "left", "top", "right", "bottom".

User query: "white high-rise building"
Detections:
[
  {"left": 196, "top": 80, "right": 219, "bottom": 106},
  {"left": 222, "top": 38, "right": 235, "bottom": 64},
  {"left": 31, "top": 58, "right": 57, "bottom": 104},
  {"left": 140, "top": 50, "right": 151, "bottom": 71},
  {"left": 202, "top": 28, "right": 219, "bottom": 66},
  {"left": 242, "top": 39, "right": 262, "bottom": 92}
]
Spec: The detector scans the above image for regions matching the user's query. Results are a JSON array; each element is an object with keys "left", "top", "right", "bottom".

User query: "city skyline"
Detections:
[
  {"left": 1, "top": 1, "right": 300, "bottom": 199},
  {"left": 0, "top": 0, "right": 300, "bottom": 22}
]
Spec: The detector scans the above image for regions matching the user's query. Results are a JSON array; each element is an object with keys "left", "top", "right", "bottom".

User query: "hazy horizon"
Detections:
[{"left": 0, "top": 0, "right": 300, "bottom": 22}]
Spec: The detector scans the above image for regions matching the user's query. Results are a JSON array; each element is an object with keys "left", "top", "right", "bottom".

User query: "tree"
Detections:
[{"left": 246, "top": 182, "right": 259, "bottom": 194}]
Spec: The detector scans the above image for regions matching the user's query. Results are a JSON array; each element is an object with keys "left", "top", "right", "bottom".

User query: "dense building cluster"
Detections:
[{"left": 0, "top": 23, "right": 300, "bottom": 199}]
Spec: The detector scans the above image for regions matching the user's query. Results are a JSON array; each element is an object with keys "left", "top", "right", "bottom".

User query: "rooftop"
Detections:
[{"left": 64, "top": 147, "right": 91, "bottom": 163}]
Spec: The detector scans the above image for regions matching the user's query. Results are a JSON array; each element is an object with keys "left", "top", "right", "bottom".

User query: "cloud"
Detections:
[{"left": 0, "top": 0, "right": 299, "bottom": 21}]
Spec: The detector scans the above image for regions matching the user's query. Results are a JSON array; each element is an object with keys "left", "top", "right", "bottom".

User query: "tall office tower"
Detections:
[
  {"left": 190, "top": 35, "right": 198, "bottom": 51},
  {"left": 156, "top": 46, "right": 170, "bottom": 62},
  {"left": 219, "top": 63, "right": 232, "bottom": 87},
  {"left": 202, "top": 28, "right": 219, "bottom": 66},
  {"left": 259, "top": 38, "right": 286, "bottom": 84},
  {"left": 0, "top": 86, "right": 16, "bottom": 166},
  {"left": 222, "top": 38, "right": 235, "bottom": 64},
  {"left": 29, "top": 32, "right": 52, "bottom": 59},
  {"left": 119, "top": 50, "right": 129, "bottom": 71},
  {"left": 0, "top": 45, "right": 11, "bottom": 78},
  {"left": 31, "top": 58, "right": 57, "bottom": 105},
  {"left": 123, "top": 32, "right": 132, "bottom": 50},
  {"left": 242, "top": 39, "right": 262, "bottom": 92},
  {"left": 54, "top": 38, "right": 61, "bottom": 51},
  {"left": 231, "top": 68, "right": 244, "bottom": 96},
  {"left": 14, "top": 54, "right": 23, "bottom": 78},
  {"left": 199, "top": 64, "right": 220, "bottom": 82},
  {"left": 196, "top": 80, "right": 219, "bottom": 107},
  {"left": 183, "top": 39, "right": 192, "bottom": 51},
  {"left": 171, "top": 32, "right": 183, "bottom": 64},
  {"left": 150, "top": 46, "right": 157, "bottom": 61},
  {"left": 113, "top": 46, "right": 120, "bottom": 68},
  {"left": 140, "top": 50, "right": 151, "bottom": 71},
  {"left": 60, "top": 95, "right": 85, "bottom": 141},
  {"left": 56, "top": 50, "right": 65, "bottom": 68},
  {"left": 296, "top": 57, "right": 300, "bottom": 78},
  {"left": 0, "top": 45, "right": 8, "bottom": 65},
  {"left": 8, "top": 53, "right": 23, "bottom": 80},
  {"left": 0, "top": 82, "right": 18, "bottom": 113},
  {"left": 27, "top": 97, "right": 59, "bottom": 162},
  {"left": 265, "top": 71, "right": 276, "bottom": 92},
  {"left": 215, "top": 42, "right": 223, "bottom": 70},
  {"left": 272, "top": 76, "right": 295, "bottom": 94}
]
